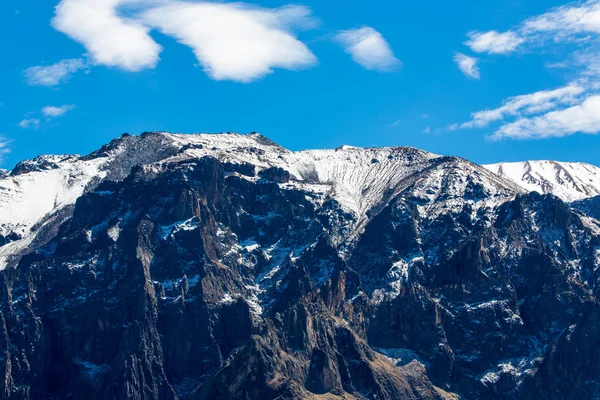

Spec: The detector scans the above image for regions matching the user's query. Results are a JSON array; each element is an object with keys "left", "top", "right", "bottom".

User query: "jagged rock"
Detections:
[
  {"left": 259, "top": 166, "right": 290, "bottom": 183},
  {"left": 0, "top": 132, "right": 599, "bottom": 399},
  {"left": 572, "top": 195, "right": 600, "bottom": 221}
]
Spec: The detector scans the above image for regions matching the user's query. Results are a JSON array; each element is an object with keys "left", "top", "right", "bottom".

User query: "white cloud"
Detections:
[
  {"left": 386, "top": 119, "right": 400, "bottom": 128},
  {"left": 465, "top": 31, "right": 524, "bottom": 54},
  {"left": 454, "top": 1, "right": 600, "bottom": 140},
  {"left": 0, "top": 138, "right": 11, "bottom": 164},
  {"left": 423, "top": 126, "right": 431, "bottom": 133},
  {"left": 18, "top": 119, "right": 41, "bottom": 129},
  {"left": 18, "top": 105, "right": 75, "bottom": 130},
  {"left": 42, "top": 105, "right": 76, "bottom": 118},
  {"left": 523, "top": 1, "right": 600, "bottom": 37},
  {"left": 23, "top": 58, "right": 87, "bottom": 86},
  {"left": 466, "top": 1, "right": 600, "bottom": 56},
  {"left": 52, "top": 0, "right": 162, "bottom": 72},
  {"left": 335, "top": 27, "right": 401, "bottom": 72},
  {"left": 49, "top": 1, "right": 405, "bottom": 82},
  {"left": 453, "top": 53, "right": 480, "bottom": 79},
  {"left": 141, "top": 2, "right": 318, "bottom": 82},
  {"left": 461, "top": 84, "right": 585, "bottom": 128},
  {"left": 492, "top": 95, "right": 600, "bottom": 139}
]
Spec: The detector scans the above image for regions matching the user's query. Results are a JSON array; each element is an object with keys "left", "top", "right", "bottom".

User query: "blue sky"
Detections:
[{"left": 1, "top": 0, "right": 600, "bottom": 168}]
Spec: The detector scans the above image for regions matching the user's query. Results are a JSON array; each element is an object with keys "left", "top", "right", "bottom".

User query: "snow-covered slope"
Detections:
[
  {"left": 0, "top": 155, "right": 107, "bottom": 239},
  {"left": 484, "top": 160, "right": 600, "bottom": 202},
  {"left": 0, "top": 155, "right": 109, "bottom": 268},
  {"left": 0, "top": 132, "right": 522, "bottom": 269},
  {"left": 167, "top": 133, "right": 440, "bottom": 217}
]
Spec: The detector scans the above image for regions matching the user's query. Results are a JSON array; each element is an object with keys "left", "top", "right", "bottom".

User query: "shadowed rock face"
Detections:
[
  {"left": 0, "top": 133, "right": 599, "bottom": 400},
  {"left": 573, "top": 195, "right": 600, "bottom": 221}
]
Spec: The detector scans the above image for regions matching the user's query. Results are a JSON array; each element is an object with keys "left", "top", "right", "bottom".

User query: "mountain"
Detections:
[
  {"left": 484, "top": 160, "right": 600, "bottom": 202},
  {"left": 572, "top": 195, "right": 600, "bottom": 221},
  {"left": 0, "top": 132, "right": 599, "bottom": 400}
]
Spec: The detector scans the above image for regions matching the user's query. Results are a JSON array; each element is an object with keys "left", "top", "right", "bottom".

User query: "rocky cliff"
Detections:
[{"left": 0, "top": 132, "right": 599, "bottom": 399}]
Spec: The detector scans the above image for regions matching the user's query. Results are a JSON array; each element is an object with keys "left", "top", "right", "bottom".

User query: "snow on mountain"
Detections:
[
  {"left": 3, "top": 132, "right": 600, "bottom": 399},
  {"left": 0, "top": 132, "right": 521, "bottom": 268},
  {"left": 0, "top": 155, "right": 109, "bottom": 268},
  {"left": 165, "top": 133, "right": 522, "bottom": 232},
  {"left": 0, "top": 133, "right": 179, "bottom": 269},
  {"left": 165, "top": 132, "right": 443, "bottom": 218},
  {"left": 0, "top": 156, "right": 106, "bottom": 238},
  {"left": 484, "top": 160, "right": 600, "bottom": 202}
]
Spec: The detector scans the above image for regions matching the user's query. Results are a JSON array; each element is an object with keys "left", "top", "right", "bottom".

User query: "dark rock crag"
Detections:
[{"left": 0, "top": 132, "right": 599, "bottom": 399}]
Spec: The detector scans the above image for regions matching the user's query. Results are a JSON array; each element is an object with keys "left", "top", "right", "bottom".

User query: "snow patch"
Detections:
[{"left": 485, "top": 160, "right": 600, "bottom": 202}]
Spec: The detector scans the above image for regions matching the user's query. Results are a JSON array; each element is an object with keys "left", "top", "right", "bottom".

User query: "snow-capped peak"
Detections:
[
  {"left": 0, "top": 132, "right": 524, "bottom": 269},
  {"left": 484, "top": 160, "right": 600, "bottom": 202}
]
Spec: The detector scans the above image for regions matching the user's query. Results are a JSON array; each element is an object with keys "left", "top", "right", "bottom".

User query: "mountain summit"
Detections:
[{"left": 0, "top": 132, "right": 599, "bottom": 399}]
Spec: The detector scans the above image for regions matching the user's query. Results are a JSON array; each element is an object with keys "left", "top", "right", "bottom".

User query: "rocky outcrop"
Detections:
[{"left": 572, "top": 195, "right": 600, "bottom": 221}]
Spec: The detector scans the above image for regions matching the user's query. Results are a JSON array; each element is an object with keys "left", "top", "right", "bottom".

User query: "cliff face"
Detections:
[{"left": 0, "top": 132, "right": 599, "bottom": 399}]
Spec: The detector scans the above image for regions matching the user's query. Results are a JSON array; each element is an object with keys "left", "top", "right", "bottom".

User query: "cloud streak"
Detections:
[
  {"left": 18, "top": 104, "right": 76, "bottom": 130},
  {"left": 466, "top": 0, "right": 600, "bottom": 56},
  {"left": 23, "top": 58, "right": 87, "bottom": 86},
  {"left": 461, "top": 84, "right": 585, "bottom": 128},
  {"left": 18, "top": 119, "right": 41, "bottom": 130},
  {"left": 334, "top": 27, "right": 401, "bottom": 72},
  {"left": 0, "top": 138, "right": 11, "bottom": 164},
  {"left": 492, "top": 95, "right": 600, "bottom": 139},
  {"left": 455, "top": 0, "right": 600, "bottom": 140},
  {"left": 465, "top": 31, "right": 524, "bottom": 54},
  {"left": 454, "top": 53, "right": 480, "bottom": 79},
  {"left": 42, "top": 105, "right": 76, "bottom": 117}
]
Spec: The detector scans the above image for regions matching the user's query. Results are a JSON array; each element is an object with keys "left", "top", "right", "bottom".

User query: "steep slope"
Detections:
[
  {"left": 484, "top": 160, "right": 600, "bottom": 202},
  {"left": 0, "top": 132, "right": 500, "bottom": 269},
  {"left": 0, "top": 132, "right": 599, "bottom": 400},
  {"left": 572, "top": 195, "right": 600, "bottom": 221},
  {"left": 0, "top": 133, "right": 180, "bottom": 269}
]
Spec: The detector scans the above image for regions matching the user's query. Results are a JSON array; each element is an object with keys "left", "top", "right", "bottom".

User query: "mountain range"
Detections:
[{"left": 0, "top": 131, "right": 599, "bottom": 400}]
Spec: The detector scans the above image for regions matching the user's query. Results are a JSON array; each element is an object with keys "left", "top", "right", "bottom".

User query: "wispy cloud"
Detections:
[
  {"left": 0, "top": 137, "right": 11, "bottom": 164},
  {"left": 466, "top": 0, "right": 600, "bottom": 56},
  {"left": 18, "top": 104, "right": 76, "bottom": 130},
  {"left": 453, "top": 53, "right": 480, "bottom": 79},
  {"left": 455, "top": 0, "right": 600, "bottom": 140},
  {"left": 465, "top": 31, "right": 524, "bottom": 54},
  {"left": 386, "top": 119, "right": 401, "bottom": 128},
  {"left": 18, "top": 119, "right": 41, "bottom": 130},
  {"left": 492, "top": 95, "right": 600, "bottom": 140},
  {"left": 334, "top": 27, "right": 401, "bottom": 72},
  {"left": 23, "top": 58, "right": 87, "bottom": 86},
  {"left": 522, "top": 1, "right": 600, "bottom": 38},
  {"left": 460, "top": 84, "right": 585, "bottom": 129},
  {"left": 42, "top": 105, "right": 76, "bottom": 118},
  {"left": 142, "top": 2, "right": 318, "bottom": 82}
]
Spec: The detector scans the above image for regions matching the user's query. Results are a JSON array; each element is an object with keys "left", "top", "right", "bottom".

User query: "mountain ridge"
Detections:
[
  {"left": 4, "top": 131, "right": 598, "bottom": 271},
  {"left": 0, "top": 131, "right": 599, "bottom": 399},
  {"left": 0, "top": 132, "right": 520, "bottom": 268},
  {"left": 484, "top": 160, "right": 600, "bottom": 202}
]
